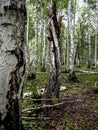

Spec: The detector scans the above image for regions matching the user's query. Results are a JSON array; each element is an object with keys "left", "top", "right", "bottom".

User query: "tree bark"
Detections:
[
  {"left": 33, "top": 0, "right": 39, "bottom": 75},
  {"left": 67, "top": 0, "right": 78, "bottom": 82},
  {"left": 41, "top": 20, "right": 47, "bottom": 72},
  {"left": 25, "top": 6, "right": 30, "bottom": 74},
  {"left": 87, "top": 3, "right": 91, "bottom": 68},
  {"left": 42, "top": 0, "right": 62, "bottom": 105},
  {"left": 0, "top": 1, "right": 26, "bottom": 130},
  {"left": 66, "top": 14, "right": 70, "bottom": 72},
  {"left": 74, "top": 26, "right": 80, "bottom": 66},
  {"left": 95, "top": 0, "right": 98, "bottom": 67}
]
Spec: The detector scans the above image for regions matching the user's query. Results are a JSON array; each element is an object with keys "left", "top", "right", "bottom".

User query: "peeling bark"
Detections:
[
  {"left": 0, "top": 1, "right": 26, "bottom": 130},
  {"left": 42, "top": 1, "right": 62, "bottom": 105}
]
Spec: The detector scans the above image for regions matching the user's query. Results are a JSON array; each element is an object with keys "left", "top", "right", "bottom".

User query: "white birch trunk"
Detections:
[
  {"left": 41, "top": 21, "right": 46, "bottom": 71},
  {"left": 25, "top": 7, "right": 30, "bottom": 73},
  {"left": 50, "top": 41, "right": 56, "bottom": 72},
  {"left": 68, "top": 0, "right": 74, "bottom": 73},
  {"left": 87, "top": 3, "right": 91, "bottom": 67},
  {"left": 95, "top": 0, "right": 98, "bottom": 67},
  {"left": 33, "top": 0, "right": 38, "bottom": 74},
  {"left": 51, "top": 20, "right": 61, "bottom": 69},
  {"left": 42, "top": 1, "right": 62, "bottom": 103},
  {"left": 0, "top": 0, "right": 26, "bottom": 130},
  {"left": 66, "top": 16, "right": 70, "bottom": 71},
  {"left": 45, "top": 41, "right": 49, "bottom": 67}
]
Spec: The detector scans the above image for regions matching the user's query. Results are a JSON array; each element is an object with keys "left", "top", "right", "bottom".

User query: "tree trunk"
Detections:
[
  {"left": 42, "top": 1, "right": 62, "bottom": 105},
  {"left": 74, "top": 26, "right": 80, "bottom": 66},
  {"left": 68, "top": 0, "right": 74, "bottom": 74},
  {"left": 68, "top": 0, "right": 78, "bottom": 82},
  {"left": 33, "top": 0, "right": 39, "bottom": 76},
  {"left": 25, "top": 6, "right": 30, "bottom": 74},
  {"left": 0, "top": 1, "right": 26, "bottom": 130},
  {"left": 41, "top": 20, "right": 47, "bottom": 72},
  {"left": 95, "top": 0, "right": 98, "bottom": 67},
  {"left": 87, "top": 3, "right": 91, "bottom": 68},
  {"left": 66, "top": 14, "right": 70, "bottom": 72}
]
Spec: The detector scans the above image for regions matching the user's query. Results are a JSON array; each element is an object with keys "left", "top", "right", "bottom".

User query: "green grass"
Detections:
[{"left": 22, "top": 121, "right": 45, "bottom": 130}]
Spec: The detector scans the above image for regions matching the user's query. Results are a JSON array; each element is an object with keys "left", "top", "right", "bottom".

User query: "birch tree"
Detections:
[
  {"left": 68, "top": 0, "right": 74, "bottom": 72},
  {"left": 95, "top": 0, "right": 98, "bottom": 66},
  {"left": 66, "top": 9, "right": 70, "bottom": 72},
  {"left": 41, "top": 20, "right": 47, "bottom": 72},
  {"left": 87, "top": 1, "right": 92, "bottom": 68},
  {"left": 0, "top": 0, "right": 26, "bottom": 129},
  {"left": 42, "top": 0, "right": 62, "bottom": 104},
  {"left": 25, "top": 4, "right": 30, "bottom": 74},
  {"left": 67, "top": 0, "right": 78, "bottom": 81},
  {"left": 33, "top": 0, "right": 39, "bottom": 76}
]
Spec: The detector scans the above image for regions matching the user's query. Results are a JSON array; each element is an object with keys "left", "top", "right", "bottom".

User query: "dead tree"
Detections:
[{"left": 42, "top": 0, "right": 62, "bottom": 105}]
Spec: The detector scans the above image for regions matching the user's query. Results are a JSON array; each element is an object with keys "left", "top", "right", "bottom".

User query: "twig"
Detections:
[
  {"left": 23, "top": 98, "right": 52, "bottom": 101},
  {"left": 61, "top": 121, "right": 66, "bottom": 130},
  {"left": 21, "top": 116, "right": 52, "bottom": 121}
]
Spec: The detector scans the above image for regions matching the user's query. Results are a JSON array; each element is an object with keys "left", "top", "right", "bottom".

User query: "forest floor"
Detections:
[{"left": 22, "top": 67, "right": 98, "bottom": 130}]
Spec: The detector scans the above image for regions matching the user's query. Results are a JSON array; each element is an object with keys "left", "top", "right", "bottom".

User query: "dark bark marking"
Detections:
[
  {"left": 3, "top": 98, "right": 20, "bottom": 130},
  {"left": 4, "top": 2, "right": 26, "bottom": 14}
]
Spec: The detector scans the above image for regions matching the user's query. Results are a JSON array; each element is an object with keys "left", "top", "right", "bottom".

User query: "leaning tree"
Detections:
[
  {"left": 0, "top": 0, "right": 26, "bottom": 130},
  {"left": 42, "top": 0, "right": 62, "bottom": 105}
]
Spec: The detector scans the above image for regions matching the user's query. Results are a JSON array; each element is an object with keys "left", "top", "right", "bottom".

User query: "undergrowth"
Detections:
[{"left": 22, "top": 66, "right": 98, "bottom": 130}]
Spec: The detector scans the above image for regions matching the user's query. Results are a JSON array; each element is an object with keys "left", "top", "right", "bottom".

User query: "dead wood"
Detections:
[{"left": 75, "top": 69, "right": 98, "bottom": 74}]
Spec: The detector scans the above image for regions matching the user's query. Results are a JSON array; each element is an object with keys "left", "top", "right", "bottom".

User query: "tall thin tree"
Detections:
[
  {"left": 33, "top": 0, "right": 39, "bottom": 76},
  {"left": 42, "top": 0, "right": 62, "bottom": 104}
]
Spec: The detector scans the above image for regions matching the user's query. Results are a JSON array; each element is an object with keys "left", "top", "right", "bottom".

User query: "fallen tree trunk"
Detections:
[{"left": 75, "top": 70, "right": 98, "bottom": 74}]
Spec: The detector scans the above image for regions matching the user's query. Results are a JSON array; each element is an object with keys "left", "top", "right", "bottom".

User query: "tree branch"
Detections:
[{"left": 22, "top": 102, "right": 65, "bottom": 113}]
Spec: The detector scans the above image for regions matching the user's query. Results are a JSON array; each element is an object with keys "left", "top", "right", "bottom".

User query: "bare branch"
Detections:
[
  {"left": 75, "top": 70, "right": 98, "bottom": 74},
  {"left": 21, "top": 116, "right": 52, "bottom": 121},
  {"left": 22, "top": 102, "right": 65, "bottom": 113}
]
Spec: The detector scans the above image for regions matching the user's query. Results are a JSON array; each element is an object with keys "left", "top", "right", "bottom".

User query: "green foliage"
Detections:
[
  {"left": 63, "top": 113, "right": 74, "bottom": 130},
  {"left": 52, "top": 95, "right": 59, "bottom": 104},
  {"left": 22, "top": 121, "right": 45, "bottom": 130},
  {"left": 78, "top": 120, "right": 87, "bottom": 130},
  {"left": 24, "top": 72, "right": 48, "bottom": 92},
  {"left": 84, "top": 0, "right": 96, "bottom": 9}
]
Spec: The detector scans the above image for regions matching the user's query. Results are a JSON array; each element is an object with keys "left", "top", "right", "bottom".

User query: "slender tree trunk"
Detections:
[
  {"left": 87, "top": 3, "right": 91, "bottom": 68},
  {"left": 25, "top": 6, "right": 30, "bottom": 74},
  {"left": 74, "top": 25, "right": 80, "bottom": 66},
  {"left": 95, "top": 33, "right": 97, "bottom": 67},
  {"left": 0, "top": 1, "right": 26, "bottom": 130},
  {"left": 45, "top": 40, "right": 49, "bottom": 68},
  {"left": 33, "top": 0, "right": 39, "bottom": 75},
  {"left": 41, "top": 20, "right": 46, "bottom": 72},
  {"left": 68, "top": 0, "right": 78, "bottom": 82},
  {"left": 68, "top": 0, "right": 74, "bottom": 73},
  {"left": 95, "top": 0, "right": 98, "bottom": 67},
  {"left": 66, "top": 16, "right": 70, "bottom": 72}
]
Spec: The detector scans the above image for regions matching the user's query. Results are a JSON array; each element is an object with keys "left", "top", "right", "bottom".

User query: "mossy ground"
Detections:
[{"left": 22, "top": 66, "right": 98, "bottom": 130}]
